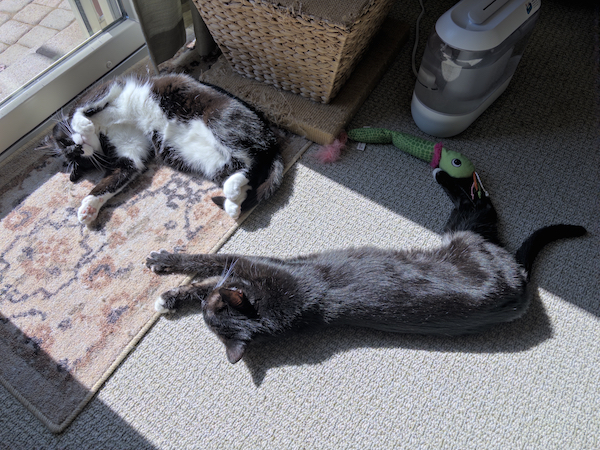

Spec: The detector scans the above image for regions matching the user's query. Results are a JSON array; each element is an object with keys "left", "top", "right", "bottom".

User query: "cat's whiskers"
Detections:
[
  {"left": 57, "top": 116, "right": 74, "bottom": 135},
  {"left": 35, "top": 139, "right": 60, "bottom": 156},
  {"left": 93, "top": 152, "right": 110, "bottom": 165},
  {"left": 215, "top": 259, "right": 238, "bottom": 288},
  {"left": 52, "top": 109, "right": 67, "bottom": 127},
  {"left": 88, "top": 156, "right": 103, "bottom": 171},
  {"left": 64, "top": 160, "right": 78, "bottom": 179},
  {"left": 87, "top": 152, "right": 109, "bottom": 171}
]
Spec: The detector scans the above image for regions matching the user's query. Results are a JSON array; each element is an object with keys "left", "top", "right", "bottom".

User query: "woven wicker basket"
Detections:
[{"left": 193, "top": 0, "right": 394, "bottom": 103}]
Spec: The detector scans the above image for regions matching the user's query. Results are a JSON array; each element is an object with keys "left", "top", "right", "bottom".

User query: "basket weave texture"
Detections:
[{"left": 193, "top": 0, "right": 394, "bottom": 103}]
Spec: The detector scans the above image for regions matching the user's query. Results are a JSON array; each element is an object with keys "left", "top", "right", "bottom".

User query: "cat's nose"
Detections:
[{"left": 74, "top": 145, "right": 84, "bottom": 155}]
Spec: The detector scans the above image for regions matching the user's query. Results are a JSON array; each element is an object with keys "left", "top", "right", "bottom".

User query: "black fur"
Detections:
[{"left": 146, "top": 170, "right": 586, "bottom": 364}]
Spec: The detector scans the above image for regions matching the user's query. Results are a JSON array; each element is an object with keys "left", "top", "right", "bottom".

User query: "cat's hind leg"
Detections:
[
  {"left": 433, "top": 168, "right": 475, "bottom": 208},
  {"left": 434, "top": 169, "right": 500, "bottom": 245},
  {"left": 221, "top": 172, "right": 251, "bottom": 219}
]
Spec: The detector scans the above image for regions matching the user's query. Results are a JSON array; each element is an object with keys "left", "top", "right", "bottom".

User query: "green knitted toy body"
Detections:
[
  {"left": 347, "top": 128, "right": 475, "bottom": 179},
  {"left": 347, "top": 128, "right": 434, "bottom": 162}
]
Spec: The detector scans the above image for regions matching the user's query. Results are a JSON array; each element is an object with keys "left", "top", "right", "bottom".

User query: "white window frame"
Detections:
[{"left": 0, "top": 0, "right": 147, "bottom": 161}]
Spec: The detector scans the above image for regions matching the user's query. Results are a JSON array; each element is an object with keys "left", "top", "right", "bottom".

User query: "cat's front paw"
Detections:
[
  {"left": 154, "top": 287, "right": 187, "bottom": 313},
  {"left": 78, "top": 195, "right": 102, "bottom": 225},
  {"left": 72, "top": 114, "right": 95, "bottom": 134},
  {"left": 71, "top": 113, "right": 101, "bottom": 154},
  {"left": 154, "top": 294, "right": 174, "bottom": 314},
  {"left": 146, "top": 249, "right": 179, "bottom": 274}
]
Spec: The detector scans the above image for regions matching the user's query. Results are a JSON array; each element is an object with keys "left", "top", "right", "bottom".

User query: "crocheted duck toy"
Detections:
[{"left": 347, "top": 127, "right": 488, "bottom": 198}]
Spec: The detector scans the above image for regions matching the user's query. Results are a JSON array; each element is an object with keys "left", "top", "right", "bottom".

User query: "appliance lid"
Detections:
[{"left": 435, "top": 0, "right": 540, "bottom": 51}]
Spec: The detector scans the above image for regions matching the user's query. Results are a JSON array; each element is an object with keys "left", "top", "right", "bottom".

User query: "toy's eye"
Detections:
[{"left": 451, "top": 158, "right": 462, "bottom": 167}]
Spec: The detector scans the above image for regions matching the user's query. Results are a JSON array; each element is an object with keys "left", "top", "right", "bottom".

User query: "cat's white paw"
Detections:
[
  {"left": 223, "top": 173, "right": 250, "bottom": 203},
  {"left": 222, "top": 173, "right": 250, "bottom": 218},
  {"left": 72, "top": 113, "right": 94, "bottom": 134},
  {"left": 72, "top": 133, "right": 84, "bottom": 146},
  {"left": 223, "top": 199, "right": 241, "bottom": 219},
  {"left": 78, "top": 195, "right": 103, "bottom": 225},
  {"left": 72, "top": 132, "right": 99, "bottom": 157},
  {"left": 71, "top": 112, "right": 101, "bottom": 153},
  {"left": 154, "top": 295, "right": 172, "bottom": 314}
]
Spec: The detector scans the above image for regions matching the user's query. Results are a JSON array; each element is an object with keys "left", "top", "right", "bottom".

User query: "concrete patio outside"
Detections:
[{"left": 0, "top": 0, "right": 92, "bottom": 104}]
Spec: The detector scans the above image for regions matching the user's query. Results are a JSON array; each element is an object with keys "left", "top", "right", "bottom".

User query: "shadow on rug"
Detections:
[{"left": 0, "top": 121, "right": 309, "bottom": 432}]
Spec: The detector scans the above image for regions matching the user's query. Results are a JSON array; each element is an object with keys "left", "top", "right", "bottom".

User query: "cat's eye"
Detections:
[
  {"left": 59, "top": 138, "right": 74, "bottom": 147},
  {"left": 451, "top": 158, "right": 462, "bottom": 167}
]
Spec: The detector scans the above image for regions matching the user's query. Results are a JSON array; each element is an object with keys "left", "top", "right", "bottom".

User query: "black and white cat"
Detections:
[
  {"left": 145, "top": 170, "right": 586, "bottom": 364},
  {"left": 47, "top": 73, "right": 284, "bottom": 225}
]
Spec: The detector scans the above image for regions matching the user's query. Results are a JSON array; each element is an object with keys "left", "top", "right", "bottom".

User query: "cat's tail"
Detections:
[
  {"left": 515, "top": 224, "right": 586, "bottom": 278},
  {"left": 244, "top": 153, "right": 285, "bottom": 209}
]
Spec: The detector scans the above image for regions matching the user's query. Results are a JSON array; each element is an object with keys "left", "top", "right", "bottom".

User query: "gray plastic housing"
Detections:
[{"left": 411, "top": 5, "right": 540, "bottom": 136}]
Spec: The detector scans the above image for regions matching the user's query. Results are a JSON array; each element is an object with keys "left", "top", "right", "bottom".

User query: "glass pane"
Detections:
[{"left": 0, "top": 0, "right": 123, "bottom": 105}]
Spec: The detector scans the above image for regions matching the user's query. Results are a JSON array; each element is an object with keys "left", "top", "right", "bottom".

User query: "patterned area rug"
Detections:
[{"left": 0, "top": 127, "right": 309, "bottom": 432}]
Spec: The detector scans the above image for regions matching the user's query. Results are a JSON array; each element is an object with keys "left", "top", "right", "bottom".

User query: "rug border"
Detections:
[{"left": 1, "top": 139, "right": 313, "bottom": 434}]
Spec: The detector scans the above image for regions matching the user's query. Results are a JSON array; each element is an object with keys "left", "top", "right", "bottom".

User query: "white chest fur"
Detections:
[{"left": 75, "top": 80, "right": 229, "bottom": 177}]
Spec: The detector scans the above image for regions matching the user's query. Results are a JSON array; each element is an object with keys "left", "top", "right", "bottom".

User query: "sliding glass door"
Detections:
[{"left": 0, "top": 0, "right": 146, "bottom": 158}]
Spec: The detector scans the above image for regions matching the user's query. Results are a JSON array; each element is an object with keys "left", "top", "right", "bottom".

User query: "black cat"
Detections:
[
  {"left": 45, "top": 73, "right": 284, "bottom": 225},
  {"left": 146, "top": 170, "right": 586, "bottom": 363}
]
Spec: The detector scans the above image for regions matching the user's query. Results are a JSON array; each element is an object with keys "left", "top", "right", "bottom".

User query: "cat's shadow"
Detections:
[{"left": 167, "top": 286, "right": 553, "bottom": 386}]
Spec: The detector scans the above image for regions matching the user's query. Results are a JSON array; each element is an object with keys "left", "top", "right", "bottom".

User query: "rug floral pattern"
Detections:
[{"left": 0, "top": 134, "right": 308, "bottom": 430}]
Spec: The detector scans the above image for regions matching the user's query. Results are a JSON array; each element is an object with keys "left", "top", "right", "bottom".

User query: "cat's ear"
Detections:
[
  {"left": 70, "top": 166, "right": 83, "bottom": 182},
  {"left": 211, "top": 196, "right": 225, "bottom": 209},
  {"left": 219, "top": 288, "right": 256, "bottom": 317},
  {"left": 225, "top": 339, "right": 246, "bottom": 364}
]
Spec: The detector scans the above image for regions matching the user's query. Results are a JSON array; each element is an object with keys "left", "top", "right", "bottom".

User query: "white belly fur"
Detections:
[{"left": 162, "top": 119, "right": 228, "bottom": 177}]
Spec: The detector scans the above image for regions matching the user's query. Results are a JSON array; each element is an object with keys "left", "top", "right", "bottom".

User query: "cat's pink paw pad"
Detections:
[
  {"left": 77, "top": 195, "right": 103, "bottom": 225},
  {"left": 77, "top": 205, "right": 98, "bottom": 225}
]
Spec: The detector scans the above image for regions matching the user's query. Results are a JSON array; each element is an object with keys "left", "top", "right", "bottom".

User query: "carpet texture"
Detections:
[{"left": 1, "top": 0, "right": 599, "bottom": 448}]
